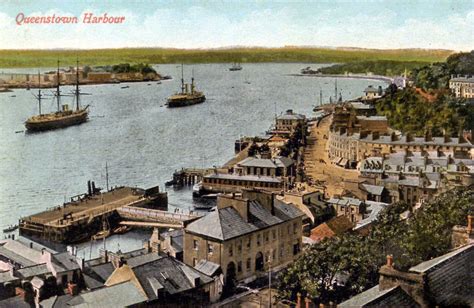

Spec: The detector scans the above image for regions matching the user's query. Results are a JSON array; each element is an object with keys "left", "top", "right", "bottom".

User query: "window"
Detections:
[
  {"left": 238, "top": 261, "right": 242, "bottom": 272},
  {"left": 208, "top": 244, "right": 213, "bottom": 254},
  {"left": 257, "top": 234, "right": 261, "bottom": 246},
  {"left": 246, "top": 258, "right": 251, "bottom": 271},
  {"left": 293, "top": 222, "right": 297, "bottom": 234},
  {"left": 272, "top": 250, "right": 276, "bottom": 261},
  {"left": 193, "top": 258, "right": 197, "bottom": 266},
  {"left": 247, "top": 237, "right": 251, "bottom": 248},
  {"left": 229, "top": 245, "right": 233, "bottom": 257},
  {"left": 280, "top": 244, "right": 284, "bottom": 258},
  {"left": 272, "top": 230, "right": 276, "bottom": 240},
  {"left": 264, "top": 231, "right": 269, "bottom": 242},
  {"left": 293, "top": 243, "right": 301, "bottom": 255},
  {"left": 287, "top": 225, "right": 290, "bottom": 235},
  {"left": 238, "top": 242, "right": 242, "bottom": 253},
  {"left": 193, "top": 240, "right": 199, "bottom": 251}
]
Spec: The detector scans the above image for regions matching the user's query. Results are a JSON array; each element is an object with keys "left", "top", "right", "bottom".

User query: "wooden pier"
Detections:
[
  {"left": 19, "top": 185, "right": 169, "bottom": 243},
  {"left": 170, "top": 168, "right": 214, "bottom": 186}
]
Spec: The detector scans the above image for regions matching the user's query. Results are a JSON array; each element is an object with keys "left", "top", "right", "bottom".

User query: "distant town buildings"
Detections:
[
  {"left": 449, "top": 75, "right": 474, "bottom": 99},
  {"left": 362, "top": 85, "right": 383, "bottom": 100}
]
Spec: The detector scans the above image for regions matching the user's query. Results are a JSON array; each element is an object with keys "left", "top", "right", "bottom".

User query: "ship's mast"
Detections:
[
  {"left": 75, "top": 58, "right": 80, "bottom": 111},
  {"left": 191, "top": 68, "right": 194, "bottom": 94},
  {"left": 56, "top": 60, "right": 61, "bottom": 112},
  {"left": 181, "top": 63, "right": 185, "bottom": 94},
  {"left": 334, "top": 78, "right": 338, "bottom": 103},
  {"left": 37, "top": 71, "right": 42, "bottom": 115},
  {"left": 320, "top": 89, "right": 323, "bottom": 106}
]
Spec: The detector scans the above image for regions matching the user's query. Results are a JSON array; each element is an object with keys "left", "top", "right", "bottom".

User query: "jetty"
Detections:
[{"left": 18, "top": 183, "right": 174, "bottom": 243}]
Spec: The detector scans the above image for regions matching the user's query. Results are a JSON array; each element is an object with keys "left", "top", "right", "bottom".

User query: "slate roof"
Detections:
[
  {"left": 52, "top": 252, "right": 80, "bottom": 271},
  {"left": 17, "top": 263, "right": 51, "bottom": 278},
  {"left": 0, "top": 296, "right": 31, "bottom": 308},
  {"left": 339, "top": 285, "right": 419, "bottom": 307},
  {"left": 354, "top": 201, "right": 388, "bottom": 231},
  {"left": 238, "top": 157, "right": 278, "bottom": 168},
  {"left": 276, "top": 112, "right": 305, "bottom": 120},
  {"left": 66, "top": 281, "right": 147, "bottom": 307},
  {"left": 85, "top": 262, "right": 115, "bottom": 282},
  {"left": 204, "top": 173, "right": 282, "bottom": 183},
  {"left": 0, "top": 246, "right": 36, "bottom": 267},
  {"left": 132, "top": 256, "right": 213, "bottom": 299},
  {"left": 450, "top": 76, "right": 474, "bottom": 83},
  {"left": 127, "top": 253, "right": 162, "bottom": 268},
  {"left": 364, "top": 85, "right": 380, "bottom": 93},
  {"left": 0, "top": 270, "right": 18, "bottom": 284},
  {"left": 409, "top": 243, "right": 473, "bottom": 273},
  {"left": 194, "top": 260, "right": 221, "bottom": 277},
  {"left": 186, "top": 198, "right": 304, "bottom": 241},
  {"left": 361, "top": 184, "right": 384, "bottom": 196}
]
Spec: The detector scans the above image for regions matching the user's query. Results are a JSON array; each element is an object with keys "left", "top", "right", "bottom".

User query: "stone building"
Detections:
[
  {"left": 362, "top": 85, "right": 383, "bottom": 100},
  {"left": 273, "top": 109, "right": 306, "bottom": 135},
  {"left": 233, "top": 156, "right": 294, "bottom": 177},
  {"left": 359, "top": 151, "right": 474, "bottom": 205},
  {"left": 201, "top": 173, "right": 283, "bottom": 193},
  {"left": 183, "top": 189, "right": 304, "bottom": 286},
  {"left": 449, "top": 75, "right": 474, "bottom": 99}
]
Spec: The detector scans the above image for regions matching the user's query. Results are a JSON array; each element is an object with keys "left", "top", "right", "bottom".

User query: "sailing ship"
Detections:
[
  {"left": 25, "top": 60, "right": 89, "bottom": 132},
  {"left": 229, "top": 62, "right": 242, "bottom": 71},
  {"left": 166, "top": 64, "right": 206, "bottom": 107}
]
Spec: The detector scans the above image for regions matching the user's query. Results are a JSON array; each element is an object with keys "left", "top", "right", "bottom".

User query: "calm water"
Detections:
[{"left": 0, "top": 63, "right": 384, "bottom": 256}]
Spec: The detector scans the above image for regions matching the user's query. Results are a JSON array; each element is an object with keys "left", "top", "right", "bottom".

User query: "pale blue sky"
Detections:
[{"left": 0, "top": 0, "right": 472, "bottom": 50}]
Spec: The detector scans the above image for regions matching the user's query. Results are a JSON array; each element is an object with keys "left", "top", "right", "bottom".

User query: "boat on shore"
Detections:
[
  {"left": 166, "top": 64, "right": 205, "bottom": 108},
  {"left": 25, "top": 60, "right": 89, "bottom": 132},
  {"left": 229, "top": 62, "right": 242, "bottom": 71}
]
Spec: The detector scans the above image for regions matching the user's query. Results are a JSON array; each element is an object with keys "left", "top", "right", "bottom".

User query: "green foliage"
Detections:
[
  {"left": 374, "top": 88, "right": 473, "bottom": 135},
  {"left": 0, "top": 47, "right": 453, "bottom": 68},
  {"left": 110, "top": 63, "right": 156, "bottom": 74},
  {"left": 276, "top": 188, "right": 474, "bottom": 304},
  {"left": 412, "top": 50, "right": 474, "bottom": 90},
  {"left": 316, "top": 60, "right": 426, "bottom": 77}
]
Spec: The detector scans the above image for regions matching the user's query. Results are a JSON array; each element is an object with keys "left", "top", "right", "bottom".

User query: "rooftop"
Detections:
[
  {"left": 204, "top": 173, "right": 282, "bottom": 183},
  {"left": 186, "top": 198, "right": 303, "bottom": 241}
]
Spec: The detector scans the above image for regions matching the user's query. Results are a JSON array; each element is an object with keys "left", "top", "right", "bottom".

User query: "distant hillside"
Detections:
[
  {"left": 412, "top": 50, "right": 474, "bottom": 90},
  {"left": 0, "top": 47, "right": 454, "bottom": 68}
]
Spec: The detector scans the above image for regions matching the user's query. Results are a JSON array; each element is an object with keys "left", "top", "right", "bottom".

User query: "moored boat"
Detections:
[
  {"left": 25, "top": 60, "right": 89, "bottom": 132},
  {"left": 166, "top": 64, "right": 205, "bottom": 108},
  {"left": 3, "top": 225, "right": 18, "bottom": 233},
  {"left": 229, "top": 62, "right": 242, "bottom": 71}
]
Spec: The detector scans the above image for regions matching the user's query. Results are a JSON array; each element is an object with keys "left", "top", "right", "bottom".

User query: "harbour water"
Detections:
[{"left": 0, "top": 63, "right": 385, "bottom": 256}]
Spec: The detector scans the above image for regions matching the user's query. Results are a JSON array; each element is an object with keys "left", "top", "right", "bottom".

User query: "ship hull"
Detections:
[
  {"left": 167, "top": 95, "right": 206, "bottom": 108},
  {"left": 25, "top": 110, "right": 88, "bottom": 132}
]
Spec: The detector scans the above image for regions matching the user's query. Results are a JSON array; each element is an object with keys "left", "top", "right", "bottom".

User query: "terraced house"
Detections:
[{"left": 183, "top": 189, "right": 304, "bottom": 287}]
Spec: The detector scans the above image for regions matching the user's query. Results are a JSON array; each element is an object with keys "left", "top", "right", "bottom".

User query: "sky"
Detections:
[{"left": 0, "top": 0, "right": 472, "bottom": 50}]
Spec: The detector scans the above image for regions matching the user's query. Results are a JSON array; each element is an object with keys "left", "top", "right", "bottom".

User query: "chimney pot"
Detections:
[
  {"left": 467, "top": 215, "right": 473, "bottom": 234},
  {"left": 386, "top": 255, "right": 393, "bottom": 267}
]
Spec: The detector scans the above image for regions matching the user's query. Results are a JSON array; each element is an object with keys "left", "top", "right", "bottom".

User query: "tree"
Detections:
[{"left": 276, "top": 188, "right": 474, "bottom": 304}]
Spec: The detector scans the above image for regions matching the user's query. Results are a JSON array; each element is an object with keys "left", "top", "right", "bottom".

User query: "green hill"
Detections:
[{"left": 0, "top": 47, "right": 454, "bottom": 68}]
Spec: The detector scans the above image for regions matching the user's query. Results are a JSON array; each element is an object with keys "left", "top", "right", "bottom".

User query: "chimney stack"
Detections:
[
  {"left": 467, "top": 215, "right": 473, "bottom": 234},
  {"left": 386, "top": 255, "right": 393, "bottom": 268}
]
